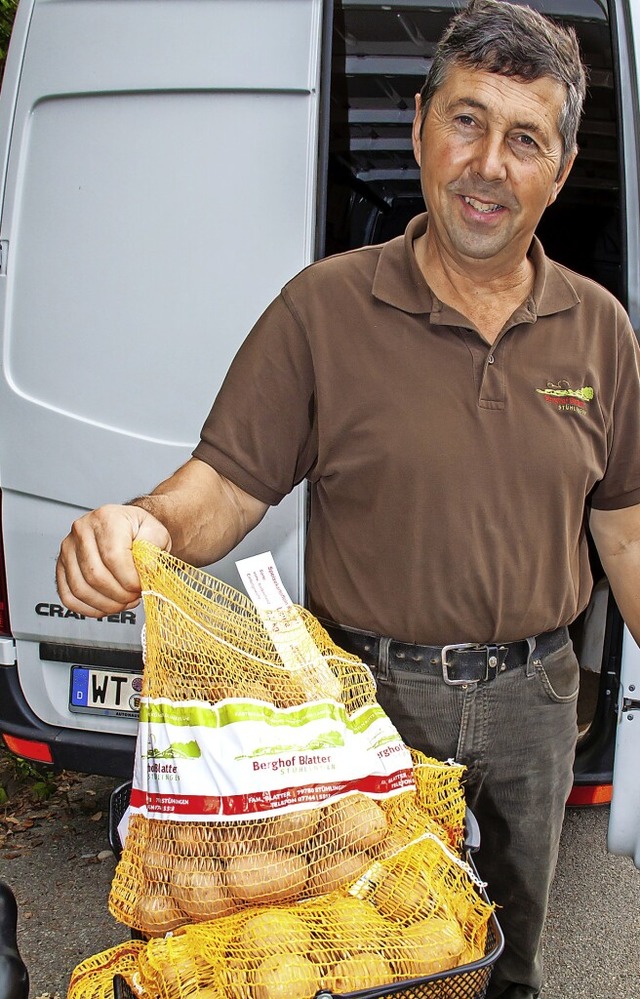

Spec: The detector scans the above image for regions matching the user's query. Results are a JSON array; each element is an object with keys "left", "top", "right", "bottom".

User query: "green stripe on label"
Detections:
[{"left": 139, "top": 698, "right": 389, "bottom": 731}]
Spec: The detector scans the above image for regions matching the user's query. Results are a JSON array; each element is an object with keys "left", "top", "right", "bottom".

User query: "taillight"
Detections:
[
  {"left": 567, "top": 783, "right": 613, "bottom": 806},
  {"left": 2, "top": 734, "right": 54, "bottom": 764},
  {"left": 0, "top": 490, "right": 11, "bottom": 636}
]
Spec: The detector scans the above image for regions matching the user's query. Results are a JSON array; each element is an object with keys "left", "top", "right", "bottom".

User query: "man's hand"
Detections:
[
  {"left": 56, "top": 458, "right": 269, "bottom": 617},
  {"left": 56, "top": 504, "right": 171, "bottom": 618}
]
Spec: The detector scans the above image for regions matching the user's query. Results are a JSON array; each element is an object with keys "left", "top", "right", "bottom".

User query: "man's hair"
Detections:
[{"left": 419, "top": 0, "right": 587, "bottom": 175}]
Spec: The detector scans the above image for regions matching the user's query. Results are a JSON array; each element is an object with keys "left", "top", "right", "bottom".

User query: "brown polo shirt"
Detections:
[{"left": 193, "top": 214, "right": 640, "bottom": 645}]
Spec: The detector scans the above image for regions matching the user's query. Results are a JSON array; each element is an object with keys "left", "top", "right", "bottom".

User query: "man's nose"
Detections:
[{"left": 472, "top": 133, "right": 508, "bottom": 182}]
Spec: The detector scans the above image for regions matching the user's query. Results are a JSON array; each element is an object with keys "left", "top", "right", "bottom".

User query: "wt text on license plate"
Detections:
[{"left": 69, "top": 667, "right": 143, "bottom": 717}]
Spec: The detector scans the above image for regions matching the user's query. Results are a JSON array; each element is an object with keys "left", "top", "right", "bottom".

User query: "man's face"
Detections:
[{"left": 412, "top": 63, "right": 576, "bottom": 266}]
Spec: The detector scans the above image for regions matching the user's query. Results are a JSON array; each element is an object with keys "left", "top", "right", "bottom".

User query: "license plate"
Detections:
[{"left": 69, "top": 666, "right": 143, "bottom": 717}]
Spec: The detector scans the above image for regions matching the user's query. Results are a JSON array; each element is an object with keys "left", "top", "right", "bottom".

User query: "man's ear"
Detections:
[
  {"left": 548, "top": 148, "right": 577, "bottom": 206},
  {"left": 412, "top": 93, "right": 423, "bottom": 167}
]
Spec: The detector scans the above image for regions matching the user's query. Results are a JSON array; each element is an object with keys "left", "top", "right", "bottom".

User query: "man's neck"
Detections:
[{"left": 414, "top": 231, "right": 535, "bottom": 345}]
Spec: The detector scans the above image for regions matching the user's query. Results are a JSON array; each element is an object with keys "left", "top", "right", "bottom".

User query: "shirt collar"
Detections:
[
  {"left": 371, "top": 212, "right": 581, "bottom": 319},
  {"left": 371, "top": 213, "right": 435, "bottom": 314}
]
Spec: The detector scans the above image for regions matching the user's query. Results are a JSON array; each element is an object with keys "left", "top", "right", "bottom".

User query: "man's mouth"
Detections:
[{"left": 462, "top": 196, "right": 504, "bottom": 214}]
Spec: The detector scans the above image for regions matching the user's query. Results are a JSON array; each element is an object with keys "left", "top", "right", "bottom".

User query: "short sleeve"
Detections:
[
  {"left": 192, "top": 292, "right": 318, "bottom": 506},
  {"left": 590, "top": 313, "right": 640, "bottom": 510}
]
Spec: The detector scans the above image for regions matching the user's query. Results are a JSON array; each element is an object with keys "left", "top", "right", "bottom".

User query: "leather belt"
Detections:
[{"left": 321, "top": 620, "right": 570, "bottom": 686}]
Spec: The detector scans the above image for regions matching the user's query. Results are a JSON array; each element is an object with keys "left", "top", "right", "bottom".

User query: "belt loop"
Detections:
[
  {"left": 378, "top": 636, "right": 391, "bottom": 681},
  {"left": 525, "top": 636, "right": 537, "bottom": 677}
]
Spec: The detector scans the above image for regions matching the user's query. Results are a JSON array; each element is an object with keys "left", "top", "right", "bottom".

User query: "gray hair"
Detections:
[{"left": 419, "top": 0, "right": 587, "bottom": 176}]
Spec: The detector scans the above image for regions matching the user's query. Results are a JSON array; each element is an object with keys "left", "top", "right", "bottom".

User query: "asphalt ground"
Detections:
[{"left": 2, "top": 775, "right": 639, "bottom": 999}]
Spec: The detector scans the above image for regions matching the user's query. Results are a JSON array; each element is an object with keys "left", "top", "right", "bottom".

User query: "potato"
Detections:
[
  {"left": 141, "top": 846, "right": 172, "bottom": 885},
  {"left": 458, "top": 943, "right": 485, "bottom": 967},
  {"left": 253, "top": 954, "right": 318, "bottom": 999},
  {"left": 213, "top": 822, "right": 267, "bottom": 860},
  {"left": 324, "top": 896, "right": 389, "bottom": 955},
  {"left": 310, "top": 896, "right": 390, "bottom": 965},
  {"left": 225, "top": 850, "right": 307, "bottom": 903},
  {"left": 238, "top": 910, "right": 312, "bottom": 958},
  {"left": 171, "top": 821, "right": 218, "bottom": 858},
  {"left": 376, "top": 829, "right": 410, "bottom": 860},
  {"left": 324, "top": 952, "right": 393, "bottom": 992},
  {"left": 207, "top": 678, "right": 273, "bottom": 705},
  {"left": 386, "top": 916, "right": 465, "bottom": 979},
  {"left": 171, "top": 867, "right": 238, "bottom": 920},
  {"left": 221, "top": 962, "right": 251, "bottom": 999},
  {"left": 373, "top": 867, "right": 436, "bottom": 921},
  {"left": 153, "top": 947, "right": 212, "bottom": 991},
  {"left": 266, "top": 810, "right": 318, "bottom": 851},
  {"left": 307, "top": 849, "right": 368, "bottom": 895},
  {"left": 135, "top": 891, "right": 185, "bottom": 936},
  {"left": 260, "top": 672, "right": 306, "bottom": 709},
  {"left": 320, "top": 795, "right": 387, "bottom": 852}
]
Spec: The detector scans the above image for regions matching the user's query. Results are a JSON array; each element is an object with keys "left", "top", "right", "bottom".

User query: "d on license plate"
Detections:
[{"left": 69, "top": 667, "right": 143, "bottom": 717}]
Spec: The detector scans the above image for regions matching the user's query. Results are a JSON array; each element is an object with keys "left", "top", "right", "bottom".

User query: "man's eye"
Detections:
[
  {"left": 516, "top": 133, "right": 538, "bottom": 148},
  {"left": 455, "top": 114, "right": 476, "bottom": 126}
]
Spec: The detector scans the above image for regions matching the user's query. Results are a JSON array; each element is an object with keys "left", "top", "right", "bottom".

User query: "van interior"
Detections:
[{"left": 322, "top": 0, "right": 625, "bottom": 772}]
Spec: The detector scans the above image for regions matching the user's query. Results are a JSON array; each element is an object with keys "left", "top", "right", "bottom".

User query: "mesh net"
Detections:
[
  {"left": 81, "top": 542, "right": 496, "bottom": 999},
  {"left": 111, "top": 757, "right": 467, "bottom": 935},
  {"left": 109, "top": 543, "right": 470, "bottom": 936},
  {"left": 137, "top": 832, "right": 492, "bottom": 996},
  {"left": 70, "top": 833, "right": 494, "bottom": 999},
  {"left": 67, "top": 941, "right": 145, "bottom": 999}
]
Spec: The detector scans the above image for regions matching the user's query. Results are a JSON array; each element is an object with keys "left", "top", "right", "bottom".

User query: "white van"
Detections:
[{"left": 0, "top": 0, "right": 638, "bottom": 865}]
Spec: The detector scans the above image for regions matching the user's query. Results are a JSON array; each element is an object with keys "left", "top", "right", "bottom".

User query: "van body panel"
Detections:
[
  {"left": 606, "top": 0, "right": 640, "bottom": 867},
  {"left": 0, "top": 0, "right": 323, "bottom": 751},
  {"left": 614, "top": 0, "right": 640, "bottom": 330},
  {"left": 608, "top": 626, "right": 640, "bottom": 866}
]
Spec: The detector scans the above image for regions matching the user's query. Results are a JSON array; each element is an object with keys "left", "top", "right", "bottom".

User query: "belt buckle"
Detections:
[{"left": 441, "top": 643, "right": 499, "bottom": 685}]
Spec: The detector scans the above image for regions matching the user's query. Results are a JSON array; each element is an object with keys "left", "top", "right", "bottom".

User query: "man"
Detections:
[{"left": 56, "top": 2, "right": 640, "bottom": 996}]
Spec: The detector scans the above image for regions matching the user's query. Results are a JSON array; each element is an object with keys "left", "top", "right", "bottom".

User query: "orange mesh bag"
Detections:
[
  {"left": 75, "top": 835, "right": 493, "bottom": 999},
  {"left": 108, "top": 542, "right": 467, "bottom": 937},
  {"left": 66, "top": 941, "right": 145, "bottom": 999},
  {"left": 139, "top": 834, "right": 493, "bottom": 997}
]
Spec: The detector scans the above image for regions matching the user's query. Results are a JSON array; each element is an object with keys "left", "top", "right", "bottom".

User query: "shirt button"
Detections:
[{"left": 487, "top": 354, "right": 495, "bottom": 364}]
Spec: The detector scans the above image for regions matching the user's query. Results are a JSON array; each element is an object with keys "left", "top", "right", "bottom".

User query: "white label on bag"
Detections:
[
  {"left": 129, "top": 550, "right": 415, "bottom": 821},
  {"left": 236, "top": 552, "right": 341, "bottom": 699},
  {"left": 129, "top": 695, "right": 415, "bottom": 820}
]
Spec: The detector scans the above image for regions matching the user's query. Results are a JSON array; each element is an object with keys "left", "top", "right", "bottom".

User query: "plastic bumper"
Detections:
[{"left": 0, "top": 663, "right": 135, "bottom": 777}]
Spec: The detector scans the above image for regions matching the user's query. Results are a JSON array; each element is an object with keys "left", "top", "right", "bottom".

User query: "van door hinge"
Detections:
[
  {"left": 0, "top": 240, "right": 8, "bottom": 275},
  {"left": 0, "top": 637, "right": 17, "bottom": 666},
  {"left": 622, "top": 682, "right": 640, "bottom": 716}
]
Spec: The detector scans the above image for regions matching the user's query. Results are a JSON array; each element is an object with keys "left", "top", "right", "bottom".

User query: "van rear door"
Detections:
[
  {"left": 607, "top": 0, "right": 640, "bottom": 869},
  {"left": 0, "top": 0, "right": 325, "bottom": 775}
]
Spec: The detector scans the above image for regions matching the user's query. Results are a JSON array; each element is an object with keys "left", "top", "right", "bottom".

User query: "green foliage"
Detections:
[
  {"left": 30, "top": 777, "right": 57, "bottom": 801},
  {"left": 0, "top": 0, "right": 18, "bottom": 75},
  {"left": 11, "top": 753, "right": 46, "bottom": 782},
  {"left": 0, "top": 747, "right": 58, "bottom": 801}
]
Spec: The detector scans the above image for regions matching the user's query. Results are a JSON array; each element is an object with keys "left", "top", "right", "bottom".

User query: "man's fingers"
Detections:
[
  {"left": 56, "top": 503, "right": 173, "bottom": 614},
  {"left": 55, "top": 559, "right": 140, "bottom": 618},
  {"left": 56, "top": 504, "right": 170, "bottom": 615},
  {"left": 57, "top": 530, "right": 141, "bottom": 617}
]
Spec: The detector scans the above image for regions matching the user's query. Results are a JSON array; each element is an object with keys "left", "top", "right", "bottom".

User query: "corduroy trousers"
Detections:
[{"left": 349, "top": 632, "right": 579, "bottom": 999}]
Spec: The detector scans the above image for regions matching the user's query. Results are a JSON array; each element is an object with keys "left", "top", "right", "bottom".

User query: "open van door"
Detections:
[
  {"left": 607, "top": 0, "right": 640, "bottom": 870},
  {"left": 608, "top": 628, "right": 640, "bottom": 868},
  {"left": 0, "top": 0, "right": 327, "bottom": 775}
]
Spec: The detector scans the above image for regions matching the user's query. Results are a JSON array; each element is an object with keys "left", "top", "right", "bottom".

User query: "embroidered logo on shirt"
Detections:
[{"left": 536, "top": 381, "right": 594, "bottom": 415}]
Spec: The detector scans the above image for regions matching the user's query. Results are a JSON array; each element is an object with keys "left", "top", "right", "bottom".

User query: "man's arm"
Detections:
[
  {"left": 55, "top": 457, "right": 268, "bottom": 618},
  {"left": 589, "top": 503, "right": 640, "bottom": 645}
]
